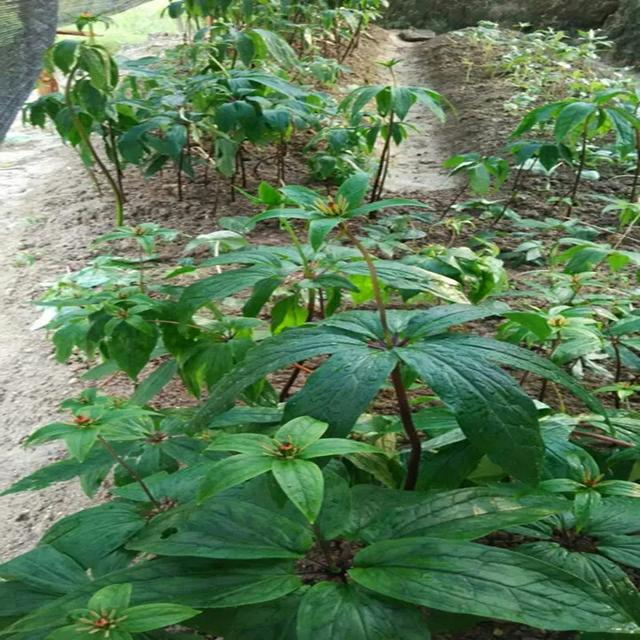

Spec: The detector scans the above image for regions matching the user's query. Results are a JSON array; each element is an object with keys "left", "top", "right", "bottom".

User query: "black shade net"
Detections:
[{"left": 0, "top": 0, "right": 150, "bottom": 140}]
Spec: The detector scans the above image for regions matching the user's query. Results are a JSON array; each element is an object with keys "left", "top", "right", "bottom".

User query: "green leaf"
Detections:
[
  {"left": 309, "top": 218, "right": 340, "bottom": 251},
  {"left": 192, "top": 327, "right": 363, "bottom": 431},
  {"left": 519, "top": 541, "right": 640, "bottom": 624},
  {"left": 243, "top": 275, "right": 283, "bottom": 317},
  {"left": 64, "top": 428, "right": 99, "bottom": 462},
  {"left": 271, "top": 295, "right": 307, "bottom": 334},
  {"left": 250, "top": 208, "right": 312, "bottom": 225},
  {"left": 180, "top": 265, "right": 276, "bottom": 311},
  {"left": 512, "top": 101, "right": 566, "bottom": 137},
  {"left": 130, "top": 360, "right": 178, "bottom": 405},
  {"left": 284, "top": 348, "right": 397, "bottom": 437},
  {"left": 89, "top": 583, "right": 132, "bottom": 612},
  {"left": 347, "top": 452, "right": 402, "bottom": 489},
  {"left": 398, "top": 342, "right": 543, "bottom": 483},
  {"left": 199, "top": 455, "right": 273, "bottom": 501},
  {"left": 598, "top": 480, "right": 640, "bottom": 498},
  {"left": 337, "top": 171, "right": 369, "bottom": 210},
  {"left": 417, "top": 441, "right": 483, "bottom": 491},
  {"left": 26, "top": 422, "right": 76, "bottom": 447},
  {"left": 316, "top": 466, "right": 352, "bottom": 540},
  {"left": 117, "top": 557, "right": 302, "bottom": 609},
  {"left": 236, "top": 31, "right": 256, "bottom": 66},
  {"left": 554, "top": 102, "right": 597, "bottom": 142},
  {"left": 5, "top": 560, "right": 302, "bottom": 637},
  {"left": 439, "top": 334, "right": 604, "bottom": 415},
  {"left": 275, "top": 417, "right": 328, "bottom": 449},
  {"left": 1, "top": 448, "right": 113, "bottom": 497},
  {"left": 123, "top": 603, "right": 199, "bottom": 632},
  {"left": 109, "top": 320, "right": 158, "bottom": 379},
  {"left": 342, "top": 260, "right": 463, "bottom": 302},
  {"left": 251, "top": 29, "right": 299, "bottom": 68},
  {"left": 53, "top": 40, "right": 80, "bottom": 73},
  {"left": 300, "top": 439, "right": 382, "bottom": 459},
  {"left": 79, "top": 46, "right": 109, "bottom": 91},
  {"left": 272, "top": 458, "right": 324, "bottom": 523},
  {"left": 503, "top": 311, "right": 553, "bottom": 341},
  {"left": 351, "top": 538, "right": 640, "bottom": 632},
  {"left": 363, "top": 487, "right": 569, "bottom": 542},
  {"left": 41, "top": 502, "right": 146, "bottom": 571},
  {"left": 297, "top": 582, "right": 430, "bottom": 640},
  {"left": 195, "top": 593, "right": 301, "bottom": 640},
  {"left": 391, "top": 87, "right": 416, "bottom": 121},
  {"left": 206, "top": 433, "right": 275, "bottom": 455},
  {"left": 405, "top": 302, "right": 509, "bottom": 338},
  {"left": 208, "top": 406, "right": 283, "bottom": 429},
  {"left": 0, "top": 546, "right": 90, "bottom": 594},
  {"left": 348, "top": 198, "right": 430, "bottom": 219},
  {"left": 342, "top": 85, "right": 385, "bottom": 117},
  {"left": 597, "top": 535, "right": 640, "bottom": 570},
  {"left": 127, "top": 499, "right": 313, "bottom": 560}
]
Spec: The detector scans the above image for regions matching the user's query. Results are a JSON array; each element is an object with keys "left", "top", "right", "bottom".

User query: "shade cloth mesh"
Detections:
[{"left": 0, "top": 0, "right": 150, "bottom": 140}]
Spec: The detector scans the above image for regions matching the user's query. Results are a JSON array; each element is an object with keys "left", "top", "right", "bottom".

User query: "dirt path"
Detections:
[
  {"left": 380, "top": 31, "right": 459, "bottom": 194},
  {"left": 0, "top": 119, "right": 111, "bottom": 560}
]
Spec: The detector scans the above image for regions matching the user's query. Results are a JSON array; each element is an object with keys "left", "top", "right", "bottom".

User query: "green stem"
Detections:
[
  {"left": 208, "top": 53, "right": 231, "bottom": 78},
  {"left": 341, "top": 222, "right": 390, "bottom": 341},
  {"left": 539, "top": 335, "right": 561, "bottom": 402},
  {"left": 281, "top": 219, "right": 310, "bottom": 276},
  {"left": 613, "top": 214, "right": 639, "bottom": 250}
]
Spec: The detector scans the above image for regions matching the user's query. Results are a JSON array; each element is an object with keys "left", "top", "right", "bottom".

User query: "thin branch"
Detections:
[
  {"left": 391, "top": 365, "right": 422, "bottom": 491},
  {"left": 98, "top": 436, "right": 160, "bottom": 507},
  {"left": 572, "top": 430, "right": 634, "bottom": 448}
]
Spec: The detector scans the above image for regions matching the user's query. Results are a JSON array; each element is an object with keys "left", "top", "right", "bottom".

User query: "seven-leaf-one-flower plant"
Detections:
[
  {"left": 46, "top": 583, "right": 198, "bottom": 639},
  {"left": 200, "top": 416, "right": 383, "bottom": 522},
  {"left": 193, "top": 303, "right": 605, "bottom": 488},
  {"left": 249, "top": 171, "right": 429, "bottom": 250}
]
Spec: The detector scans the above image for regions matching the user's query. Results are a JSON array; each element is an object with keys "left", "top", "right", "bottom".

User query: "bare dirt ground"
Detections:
[
  {"left": 0, "top": 120, "right": 110, "bottom": 560},
  {"left": 384, "top": 31, "right": 460, "bottom": 194}
]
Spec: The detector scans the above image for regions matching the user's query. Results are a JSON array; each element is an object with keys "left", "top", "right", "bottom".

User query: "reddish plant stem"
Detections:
[
  {"left": 391, "top": 365, "right": 422, "bottom": 490},
  {"left": 611, "top": 338, "right": 623, "bottom": 409},
  {"left": 572, "top": 430, "right": 633, "bottom": 448},
  {"left": 340, "top": 14, "right": 364, "bottom": 63},
  {"left": 438, "top": 183, "right": 467, "bottom": 221},
  {"left": 566, "top": 118, "right": 591, "bottom": 217},
  {"left": 177, "top": 151, "right": 184, "bottom": 201},
  {"left": 491, "top": 162, "right": 525, "bottom": 227},
  {"left": 279, "top": 290, "right": 316, "bottom": 402},
  {"left": 370, "top": 111, "right": 395, "bottom": 204},
  {"left": 98, "top": 436, "right": 160, "bottom": 507},
  {"left": 65, "top": 64, "right": 124, "bottom": 225}
]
